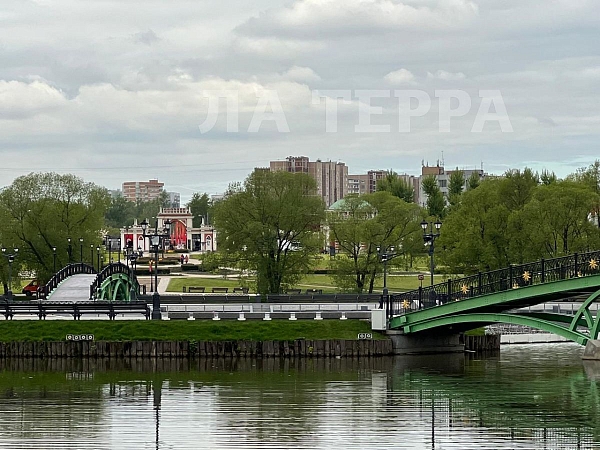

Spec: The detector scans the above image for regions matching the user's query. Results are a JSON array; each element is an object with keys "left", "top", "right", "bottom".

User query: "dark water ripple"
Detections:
[{"left": 0, "top": 343, "right": 598, "bottom": 449}]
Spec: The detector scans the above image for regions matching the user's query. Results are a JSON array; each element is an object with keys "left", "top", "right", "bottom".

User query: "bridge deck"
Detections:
[{"left": 47, "top": 274, "right": 97, "bottom": 302}]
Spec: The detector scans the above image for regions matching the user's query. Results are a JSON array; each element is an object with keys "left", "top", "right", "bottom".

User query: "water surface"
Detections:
[{"left": 0, "top": 343, "right": 598, "bottom": 449}]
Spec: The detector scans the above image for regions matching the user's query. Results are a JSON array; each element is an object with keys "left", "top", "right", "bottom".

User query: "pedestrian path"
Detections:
[{"left": 47, "top": 274, "right": 97, "bottom": 302}]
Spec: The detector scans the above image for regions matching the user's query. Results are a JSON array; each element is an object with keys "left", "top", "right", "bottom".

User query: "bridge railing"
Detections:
[
  {"left": 89, "top": 262, "right": 139, "bottom": 300},
  {"left": 390, "top": 250, "right": 600, "bottom": 318},
  {"left": 37, "top": 263, "right": 97, "bottom": 300}
]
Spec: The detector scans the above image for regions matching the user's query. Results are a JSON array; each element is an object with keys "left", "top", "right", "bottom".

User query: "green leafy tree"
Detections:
[
  {"left": 518, "top": 181, "right": 600, "bottom": 258},
  {"left": 467, "top": 172, "right": 480, "bottom": 190},
  {"left": 421, "top": 175, "right": 445, "bottom": 218},
  {"left": 498, "top": 168, "right": 539, "bottom": 210},
  {"left": 438, "top": 179, "right": 511, "bottom": 273},
  {"left": 540, "top": 170, "right": 557, "bottom": 185},
  {"left": 568, "top": 160, "right": 600, "bottom": 228},
  {"left": 187, "top": 193, "right": 212, "bottom": 227},
  {"left": 328, "top": 192, "right": 421, "bottom": 293},
  {"left": 105, "top": 195, "right": 135, "bottom": 229},
  {"left": 376, "top": 170, "right": 414, "bottom": 203},
  {"left": 213, "top": 170, "right": 325, "bottom": 295},
  {"left": 448, "top": 170, "right": 465, "bottom": 208},
  {"left": 0, "top": 173, "right": 109, "bottom": 287}
]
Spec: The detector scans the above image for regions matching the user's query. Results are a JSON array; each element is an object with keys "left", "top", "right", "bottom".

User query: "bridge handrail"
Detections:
[
  {"left": 37, "top": 263, "right": 97, "bottom": 299},
  {"left": 90, "top": 262, "right": 139, "bottom": 300},
  {"left": 391, "top": 250, "right": 600, "bottom": 318}
]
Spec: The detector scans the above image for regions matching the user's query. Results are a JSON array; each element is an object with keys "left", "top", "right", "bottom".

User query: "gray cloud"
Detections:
[{"left": 0, "top": 0, "right": 599, "bottom": 201}]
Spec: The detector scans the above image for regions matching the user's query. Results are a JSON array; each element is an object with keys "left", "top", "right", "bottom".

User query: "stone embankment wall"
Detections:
[
  {"left": 0, "top": 339, "right": 394, "bottom": 358},
  {"left": 462, "top": 334, "right": 501, "bottom": 352}
]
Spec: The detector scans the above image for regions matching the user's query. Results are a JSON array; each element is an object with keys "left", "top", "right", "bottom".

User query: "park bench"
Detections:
[
  {"left": 232, "top": 287, "right": 249, "bottom": 294},
  {"left": 306, "top": 289, "right": 323, "bottom": 295},
  {"left": 72, "top": 302, "right": 150, "bottom": 320},
  {"left": 1, "top": 301, "right": 150, "bottom": 320},
  {"left": 184, "top": 286, "right": 205, "bottom": 293},
  {"left": 211, "top": 287, "right": 229, "bottom": 293},
  {"left": 285, "top": 289, "right": 302, "bottom": 294}
]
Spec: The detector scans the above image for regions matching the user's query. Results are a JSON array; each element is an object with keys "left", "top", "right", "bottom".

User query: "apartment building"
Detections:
[
  {"left": 417, "top": 164, "right": 486, "bottom": 207},
  {"left": 269, "top": 156, "right": 348, "bottom": 207},
  {"left": 348, "top": 170, "right": 419, "bottom": 202},
  {"left": 122, "top": 179, "right": 164, "bottom": 203}
]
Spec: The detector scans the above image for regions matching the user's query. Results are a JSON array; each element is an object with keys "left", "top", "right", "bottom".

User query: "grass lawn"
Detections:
[
  {"left": 167, "top": 277, "right": 249, "bottom": 293},
  {"left": 0, "top": 320, "right": 386, "bottom": 342},
  {"left": 167, "top": 273, "right": 446, "bottom": 294}
]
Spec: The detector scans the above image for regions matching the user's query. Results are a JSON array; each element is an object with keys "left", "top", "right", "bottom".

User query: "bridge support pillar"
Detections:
[
  {"left": 583, "top": 340, "right": 600, "bottom": 360},
  {"left": 386, "top": 330, "right": 464, "bottom": 355}
]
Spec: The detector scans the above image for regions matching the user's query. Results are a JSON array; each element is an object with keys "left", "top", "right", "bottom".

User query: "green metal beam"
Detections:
[
  {"left": 391, "top": 275, "right": 600, "bottom": 330},
  {"left": 519, "top": 312, "right": 588, "bottom": 328},
  {"left": 98, "top": 273, "right": 136, "bottom": 301},
  {"left": 569, "top": 290, "right": 600, "bottom": 339},
  {"left": 401, "top": 312, "right": 590, "bottom": 345}
]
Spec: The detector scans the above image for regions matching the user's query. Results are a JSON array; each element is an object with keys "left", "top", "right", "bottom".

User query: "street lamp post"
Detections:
[
  {"left": 141, "top": 218, "right": 172, "bottom": 320},
  {"left": 128, "top": 251, "right": 139, "bottom": 300},
  {"left": 79, "top": 237, "right": 84, "bottom": 263},
  {"left": 421, "top": 220, "right": 442, "bottom": 288},
  {"left": 96, "top": 246, "right": 101, "bottom": 271},
  {"left": 376, "top": 245, "right": 397, "bottom": 314},
  {"left": 90, "top": 244, "right": 94, "bottom": 267},
  {"left": 67, "top": 237, "right": 72, "bottom": 264},
  {"left": 52, "top": 246, "right": 57, "bottom": 274},
  {"left": 107, "top": 236, "right": 112, "bottom": 263},
  {"left": 1, "top": 247, "right": 19, "bottom": 302},
  {"left": 117, "top": 238, "right": 122, "bottom": 263}
]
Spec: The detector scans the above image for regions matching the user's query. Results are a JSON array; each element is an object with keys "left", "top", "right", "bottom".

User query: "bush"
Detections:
[
  {"left": 312, "top": 269, "right": 335, "bottom": 275},
  {"left": 181, "top": 264, "right": 200, "bottom": 272}
]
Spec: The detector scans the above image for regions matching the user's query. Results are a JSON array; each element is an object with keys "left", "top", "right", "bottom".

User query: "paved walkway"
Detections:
[{"left": 47, "top": 274, "right": 96, "bottom": 302}]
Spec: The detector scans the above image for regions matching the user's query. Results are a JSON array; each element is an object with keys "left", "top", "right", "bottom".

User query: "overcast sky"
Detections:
[{"left": 1, "top": 0, "right": 599, "bottom": 202}]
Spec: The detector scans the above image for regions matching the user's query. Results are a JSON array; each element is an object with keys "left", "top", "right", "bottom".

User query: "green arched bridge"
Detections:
[
  {"left": 389, "top": 251, "right": 600, "bottom": 345},
  {"left": 38, "top": 262, "right": 140, "bottom": 302}
]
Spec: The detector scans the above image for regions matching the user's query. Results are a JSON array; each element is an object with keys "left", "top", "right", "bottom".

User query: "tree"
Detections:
[
  {"left": 328, "top": 192, "right": 421, "bottom": 293},
  {"left": 518, "top": 181, "right": 600, "bottom": 258},
  {"left": 0, "top": 173, "right": 109, "bottom": 287},
  {"left": 213, "top": 170, "right": 325, "bottom": 295},
  {"left": 448, "top": 170, "right": 465, "bottom": 208},
  {"left": 568, "top": 160, "right": 600, "bottom": 228},
  {"left": 421, "top": 175, "right": 445, "bottom": 218},
  {"left": 437, "top": 179, "right": 512, "bottom": 273},
  {"left": 467, "top": 172, "right": 480, "bottom": 190},
  {"left": 498, "top": 168, "right": 539, "bottom": 210},
  {"left": 105, "top": 195, "right": 135, "bottom": 229},
  {"left": 187, "top": 193, "right": 211, "bottom": 227},
  {"left": 376, "top": 170, "right": 414, "bottom": 203},
  {"left": 540, "top": 170, "right": 557, "bottom": 185}
]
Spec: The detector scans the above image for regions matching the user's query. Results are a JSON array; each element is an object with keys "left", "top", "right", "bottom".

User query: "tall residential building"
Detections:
[
  {"left": 167, "top": 191, "right": 181, "bottom": 208},
  {"left": 122, "top": 179, "right": 164, "bottom": 203},
  {"left": 417, "top": 164, "right": 486, "bottom": 207},
  {"left": 269, "top": 156, "right": 348, "bottom": 207},
  {"left": 348, "top": 170, "right": 419, "bottom": 201}
]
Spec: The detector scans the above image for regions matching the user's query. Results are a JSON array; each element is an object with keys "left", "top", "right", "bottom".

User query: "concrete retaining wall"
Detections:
[
  {"left": 0, "top": 339, "right": 394, "bottom": 358},
  {"left": 500, "top": 333, "right": 569, "bottom": 344}
]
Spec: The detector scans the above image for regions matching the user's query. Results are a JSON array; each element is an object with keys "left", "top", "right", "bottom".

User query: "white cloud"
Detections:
[
  {"left": 238, "top": 0, "right": 479, "bottom": 37},
  {"left": 0, "top": 80, "right": 66, "bottom": 118},
  {"left": 282, "top": 66, "right": 322, "bottom": 83},
  {"left": 0, "top": 0, "right": 600, "bottom": 197},
  {"left": 427, "top": 70, "right": 466, "bottom": 81},
  {"left": 384, "top": 68, "right": 415, "bottom": 85}
]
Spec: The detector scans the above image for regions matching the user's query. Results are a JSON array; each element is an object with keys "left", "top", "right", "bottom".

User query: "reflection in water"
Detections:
[{"left": 0, "top": 344, "right": 597, "bottom": 449}]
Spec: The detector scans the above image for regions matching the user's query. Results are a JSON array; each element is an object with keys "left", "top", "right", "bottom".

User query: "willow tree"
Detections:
[
  {"left": 0, "top": 172, "right": 109, "bottom": 287},
  {"left": 213, "top": 170, "right": 325, "bottom": 295}
]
